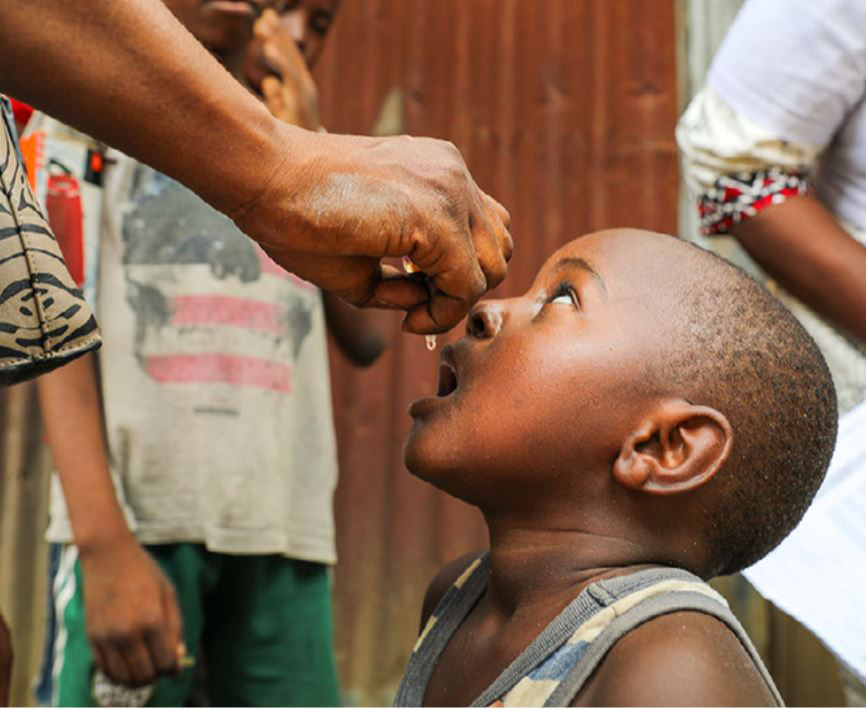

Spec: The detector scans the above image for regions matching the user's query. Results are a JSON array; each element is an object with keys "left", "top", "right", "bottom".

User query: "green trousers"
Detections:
[{"left": 51, "top": 544, "right": 340, "bottom": 707}]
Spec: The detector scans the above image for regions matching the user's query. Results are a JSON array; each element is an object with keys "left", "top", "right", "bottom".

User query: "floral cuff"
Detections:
[{"left": 698, "top": 168, "right": 811, "bottom": 235}]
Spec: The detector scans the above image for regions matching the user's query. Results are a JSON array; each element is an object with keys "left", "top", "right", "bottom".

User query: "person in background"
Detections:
[
  {"left": 677, "top": 0, "right": 866, "bottom": 702},
  {"left": 34, "top": 1, "right": 385, "bottom": 705}
]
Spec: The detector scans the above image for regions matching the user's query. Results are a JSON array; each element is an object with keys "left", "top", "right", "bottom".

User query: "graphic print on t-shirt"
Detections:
[{"left": 121, "top": 167, "right": 316, "bottom": 393}]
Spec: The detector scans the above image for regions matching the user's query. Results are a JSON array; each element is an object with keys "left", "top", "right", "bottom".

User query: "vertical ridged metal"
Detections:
[{"left": 316, "top": 1, "right": 679, "bottom": 703}]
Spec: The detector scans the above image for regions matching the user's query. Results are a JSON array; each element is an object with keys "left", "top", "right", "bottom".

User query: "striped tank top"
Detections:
[{"left": 394, "top": 554, "right": 783, "bottom": 707}]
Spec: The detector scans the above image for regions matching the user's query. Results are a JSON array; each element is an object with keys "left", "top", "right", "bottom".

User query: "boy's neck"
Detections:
[{"left": 482, "top": 516, "right": 657, "bottom": 619}]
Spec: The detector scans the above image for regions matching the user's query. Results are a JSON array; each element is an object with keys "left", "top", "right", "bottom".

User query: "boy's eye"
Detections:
[{"left": 550, "top": 283, "right": 579, "bottom": 307}]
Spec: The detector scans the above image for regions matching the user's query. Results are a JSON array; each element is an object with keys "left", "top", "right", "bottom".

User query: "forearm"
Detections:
[
  {"left": 36, "top": 354, "right": 133, "bottom": 553},
  {"left": 0, "top": 0, "right": 301, "bottom": 220},
  {"left": 732, "top": 195, "right": 866, "bottom": 342}
]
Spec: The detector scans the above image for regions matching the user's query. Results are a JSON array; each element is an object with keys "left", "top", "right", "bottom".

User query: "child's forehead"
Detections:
[
  {"left": 538, "top": 229, "right": 678, "bottom": 281},
  {"left": 537, "top": 232, "right": 620, "bottom": 280}
]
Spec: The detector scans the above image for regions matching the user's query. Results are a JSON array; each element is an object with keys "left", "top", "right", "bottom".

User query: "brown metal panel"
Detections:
[
  {"left": 0, "top": 384, "right": 52, "bottom": 707},
  {"left": 315, "top": 1, "right": 679, "bottom": 703}
]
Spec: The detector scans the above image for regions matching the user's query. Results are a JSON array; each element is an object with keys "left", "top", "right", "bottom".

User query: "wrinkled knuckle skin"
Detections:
[
  {"left": 470, "top": 271, "right": 487, "bottom": 300},
  {"left": 487, "top": 260, "right": 507, "bottom": 289},
  {"left": 140, "top": 620, "right": 161, "bottom": 637},
  {"left": 502, "top": 231, "right": 515, "bottom": 262},
  {"left": 107, "top": 632, "right": 132, "bottom": 648}
]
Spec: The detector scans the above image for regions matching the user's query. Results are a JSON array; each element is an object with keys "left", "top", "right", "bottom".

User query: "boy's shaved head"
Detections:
[
  {"left": 637, "top": 233, "right": 837, "bottom": 574},
  {"left": 405, "top": 229, "right": 837, "bottom": 577}
]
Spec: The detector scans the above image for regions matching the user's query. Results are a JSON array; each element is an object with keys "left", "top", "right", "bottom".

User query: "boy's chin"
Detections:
[{"left": 403, "top": 424, "right": 460, "bottom": 487}]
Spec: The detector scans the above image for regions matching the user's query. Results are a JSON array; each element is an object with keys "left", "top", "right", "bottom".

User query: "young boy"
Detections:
[
  {"left": 396, "top": 229, "right": 837, "bottom": 707},
  {"left": 33, "top": 0, "right": 382, "bottom": 706}
]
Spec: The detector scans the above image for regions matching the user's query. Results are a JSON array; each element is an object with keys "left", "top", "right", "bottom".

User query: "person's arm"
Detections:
[
  {"left": 732, "top": 195, "right": 866, "bottom": 342},
  {"left": 677, "top": 87, "right": 866, "bottom": 341},
  {"left": 36, "top": 355, "right": 182, "bottom": 687},
  {"left": 0, "top": 0, "right": 511, "bottom": 334},
  {"left": 678, "top": 0, "right": 866, "bottom": 344}
]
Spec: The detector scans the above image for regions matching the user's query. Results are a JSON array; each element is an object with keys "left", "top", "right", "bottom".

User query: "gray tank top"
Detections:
[{"left": 394, "top": 554, "right": 783, "bottom": 707}]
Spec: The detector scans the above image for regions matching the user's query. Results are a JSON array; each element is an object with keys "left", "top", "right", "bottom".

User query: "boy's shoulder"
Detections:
[
  {"left": 419, "top": 557, "right": 779, "bottom": 707},
  {"left": 575, "top": 609, "right": 778, "bottom": 707}
]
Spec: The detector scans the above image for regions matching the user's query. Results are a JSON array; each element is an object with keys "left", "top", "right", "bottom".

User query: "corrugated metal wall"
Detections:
[
  {"left": 0, "top": 383, "right": 51, "bottom": 706},
  {"left": 315, "top": 1, "right": 679, "bottom": 704}
]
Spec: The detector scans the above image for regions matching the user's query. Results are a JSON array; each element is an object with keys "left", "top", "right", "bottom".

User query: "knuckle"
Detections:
[
  {"left": 469, "top": 270, "right": 487, "bottom": 300},
  {"left": 502, "top": 231, "right": 515, "bottom": 261},
  {"left": 140, "top": 619, "right": 161, "bottom": 636},
  {"left": 487, "top": 260, "right": 507, "bottom": 289},
  {"left": 105, "top": 628, "right": 134, "bottom": 646}
]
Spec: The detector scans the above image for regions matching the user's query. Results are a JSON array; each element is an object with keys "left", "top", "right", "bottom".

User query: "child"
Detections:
[
  {"left": 34, "top": 0, "right": 381, "bottom": 705},
  {"left": 396, "top": 229, "right": 837, "bottom": 707}
]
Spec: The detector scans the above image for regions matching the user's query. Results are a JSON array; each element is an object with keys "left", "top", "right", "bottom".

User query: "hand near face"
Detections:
[
  {"left": 248, "top": 9, "right": 321, "bottom": 130},
  {"left": 80, "top": 539, "right": 183, "bottom": 687},
  {"left": 238, "top": 127, "right": 513, "bottom": 334}
]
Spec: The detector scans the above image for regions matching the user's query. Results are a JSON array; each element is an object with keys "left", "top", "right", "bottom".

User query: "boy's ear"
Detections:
[{"left": 612, "top": 401, "right": 733, "bottom": 495}]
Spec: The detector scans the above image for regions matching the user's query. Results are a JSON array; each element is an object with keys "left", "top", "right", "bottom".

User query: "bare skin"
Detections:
[
  {"left": 419, "top": 557, "right": 774, "bottom": 708},
  {"left": 732, "top": 194, "right": 866, "bottom": 342},
  {"left": 35, "top": 0, "right": 384, "bottom": 688},
  {"left": 0, "top": 0, "right": 511, "bottom": 333},
  {"left": 243, "top": 2, "right": 393, "bottom": 362},
  {"left": 404, "top": 231, "right": 776, "bottom": 707},
  {"left": 37, "top": 355, "right": 183, "bottom": 686}
]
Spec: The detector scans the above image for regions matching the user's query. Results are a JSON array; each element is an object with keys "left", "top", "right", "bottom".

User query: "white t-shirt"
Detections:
[
  {"left": 37, "top": 118, "right": 338, "bottom": 564},
  {"left": 707, "top": 0, "right": 866, "bottom": 230}
]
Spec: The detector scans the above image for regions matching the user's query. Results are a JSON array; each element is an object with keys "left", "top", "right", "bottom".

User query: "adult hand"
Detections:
[
  {"left": 246, "top": 9, "right": 321, "bottom": 131},
  {"left": 236, "top": 128, "right": 513, "bottom": 334},
  {"left": 0, "top": 1, "right": 512, "bottom": 335},
  {"left": 80, "top": 538, "right": 182, "bottom": 687}
]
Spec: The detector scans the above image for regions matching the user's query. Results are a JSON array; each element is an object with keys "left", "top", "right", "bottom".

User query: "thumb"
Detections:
[{"left": 357, "top": 264, "right": 430, "bottom": 310}]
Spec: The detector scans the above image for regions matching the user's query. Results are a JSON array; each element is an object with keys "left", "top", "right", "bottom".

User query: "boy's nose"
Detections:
[{"left": 466, "top": 301, "right": 503, "bottom": 339}]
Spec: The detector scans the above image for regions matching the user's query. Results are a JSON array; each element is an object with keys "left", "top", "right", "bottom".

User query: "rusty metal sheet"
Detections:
[
  {"left": 0, "top": 384, "right": 52, "bottom": 707},
  {"left": 315, "top": 1, "right": 679, "bottom": 703}
]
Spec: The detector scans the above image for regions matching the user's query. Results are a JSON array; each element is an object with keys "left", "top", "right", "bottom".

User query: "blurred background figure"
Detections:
[
  {"left": 678, "top": 0, "right": 866, "bottom": 410},
  {"left": 678, "top": 0, "right": 866, "bottom": 704},
  {"left": 28, "top": 0, "right": 389, "bottom": 705}
]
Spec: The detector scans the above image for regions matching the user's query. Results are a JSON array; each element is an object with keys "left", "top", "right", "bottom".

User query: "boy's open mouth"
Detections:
[
  {"left": 437, "top": 361, "right": 458, "bottom": 397},
  {"left": 409, "top": 345, "right": 462, "bottom": 418}
]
